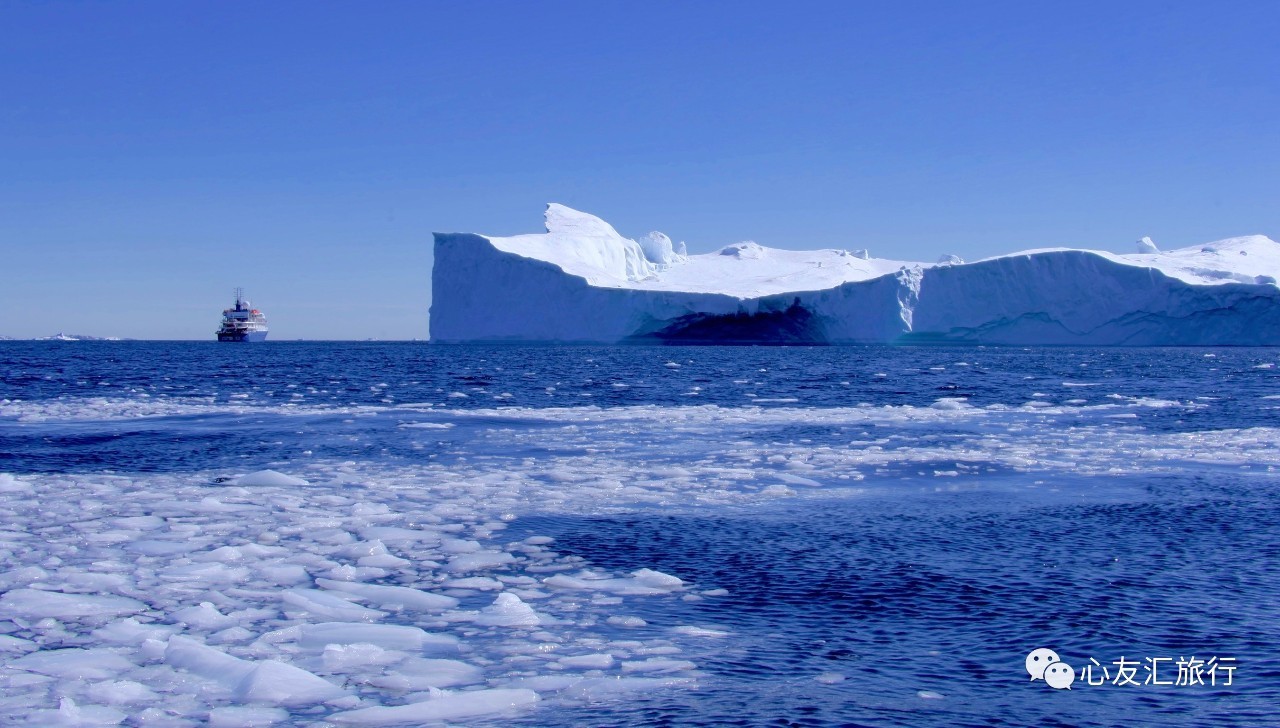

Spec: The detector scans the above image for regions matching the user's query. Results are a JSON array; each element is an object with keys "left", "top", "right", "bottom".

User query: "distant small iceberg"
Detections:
[{"left": 34, "top": 333, "right": 123, "bottom": 341}]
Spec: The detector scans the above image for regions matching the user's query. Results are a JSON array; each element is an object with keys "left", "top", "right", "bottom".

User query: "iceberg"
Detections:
[{"left": 431, "top": 204, "right": 1280, "bottom": 345}]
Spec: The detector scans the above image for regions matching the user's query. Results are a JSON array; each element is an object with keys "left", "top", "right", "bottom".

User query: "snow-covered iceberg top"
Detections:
[
  {"left": 484, "top": 204, "right": 917, "bottom": 297},
  {"left": 431, "top": 205, "right": 1280, "bottom": 345},
  {"left": 480, "top": 204, "right": 1280, "bottom": 295},
  {"left": 984, "top": 235, "right": 1280, "bottom": 288}
]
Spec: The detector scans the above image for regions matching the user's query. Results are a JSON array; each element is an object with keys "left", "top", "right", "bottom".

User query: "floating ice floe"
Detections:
[
  {"left": 232, "top": 469, "right": 309, "bottom": 487},
  {"left": 474, "top": 592, "right": 545, "bottom": 627},
  {"left": 328, "top": 687, "right": 539, "bottom": 725},
  {"left": 314, "top": 578, "right": 459, "bottom": 611},
  {"left": 165, "top": 635, "right": 349, "bottom": 707},
  {"left": 9, "top": 648, "right": 137, "bottom": 680},
  {"left": 297, "top": 622, "right": 457, "bottom": 652},
  {"left": 0, "top": 589, "right": 146, "bottom": 619},
  {"left": 365, "top": 658, "right": 484, "bottom": 690},
  {"left": 543, "top": 568, "right": 685, "bottom": 596}
]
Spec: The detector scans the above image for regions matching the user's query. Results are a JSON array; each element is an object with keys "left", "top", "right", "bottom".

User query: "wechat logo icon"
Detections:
[{"left": 1027, "top": 647, "right": 1075, "bottom": 690}]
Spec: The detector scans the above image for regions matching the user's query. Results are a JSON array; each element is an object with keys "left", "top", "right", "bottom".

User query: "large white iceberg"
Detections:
[{"left": 431, "top": 204, "right": 1280, "bottom": 345}]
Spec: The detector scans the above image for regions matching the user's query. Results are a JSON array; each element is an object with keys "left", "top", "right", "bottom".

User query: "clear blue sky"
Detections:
[{"left": 2, "top": 1, "right": 1277, "bottom": 339}]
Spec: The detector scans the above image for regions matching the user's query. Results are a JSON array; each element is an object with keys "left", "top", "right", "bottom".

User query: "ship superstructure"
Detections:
[{"left": 217, "top": 288, "right": 269, "bottom": 342}]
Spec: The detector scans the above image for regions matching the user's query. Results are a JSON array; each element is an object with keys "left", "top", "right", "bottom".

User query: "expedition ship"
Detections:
[{"left": 216, "top": 288, "right": 269, "bottom": 342}]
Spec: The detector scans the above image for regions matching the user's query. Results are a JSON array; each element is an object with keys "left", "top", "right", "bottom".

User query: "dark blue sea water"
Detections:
[{"left": 2, "top": 342, "right": 1278, "bottom": 726}]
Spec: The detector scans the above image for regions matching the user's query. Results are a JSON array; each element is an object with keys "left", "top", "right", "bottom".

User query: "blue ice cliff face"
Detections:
[{"left": 430, "top": 205, "right": 1280, "bottom": 345}]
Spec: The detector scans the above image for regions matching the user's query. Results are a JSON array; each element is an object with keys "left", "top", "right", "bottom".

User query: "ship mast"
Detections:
[{"left": 234, "top": 287, "right": 245, "bottom": 311}]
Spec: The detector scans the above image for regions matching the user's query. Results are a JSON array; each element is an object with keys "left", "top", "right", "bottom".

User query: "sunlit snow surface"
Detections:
[{"left": 2, "top": 342, "right": 1279, "bottom": 726}]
